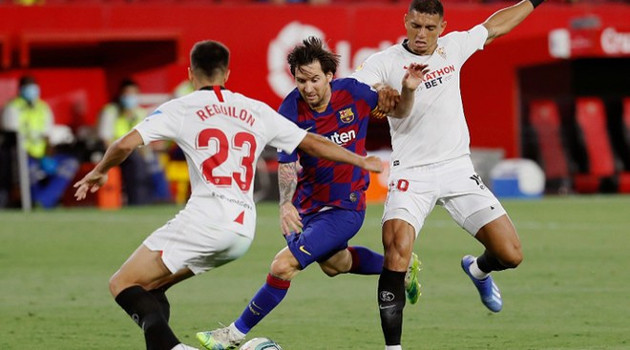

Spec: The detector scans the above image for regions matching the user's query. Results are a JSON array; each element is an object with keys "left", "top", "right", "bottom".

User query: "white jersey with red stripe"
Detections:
[
  {"left": 134, "top": 86, "right": 307, "bottom": 238},
  {"left": 351, "top": 24, "right": 488, "bottom": 169}
]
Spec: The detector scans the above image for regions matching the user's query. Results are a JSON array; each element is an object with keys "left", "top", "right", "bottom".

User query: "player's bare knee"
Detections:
[
  {"left": 383, "top": 221, "right": 415, "bottom": 270},
  {"left": 109, "top": 271, "right": 151, "bottom": 296},
  {"left": 108, "top": 273, "right": 127, "bottom": 297},
  {"left": 320, "top": 264, "right": 341, "bottom": 277},
  {"left": 502, "top": 249, "right": 523, "bottom": 268},
  {"left": 270, "top": 258, "right": 297, "bottom": 280},
  {"left": 384, "top": 245, "right": 411, "bottom": 271},
  {"left": 385, "top": 241, "right": 413, "bottom": 270}
]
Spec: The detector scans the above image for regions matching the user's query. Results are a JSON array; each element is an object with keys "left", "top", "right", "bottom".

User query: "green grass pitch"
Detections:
[{"left": 1, "top": 196, "right": 630, "bottom": 349}]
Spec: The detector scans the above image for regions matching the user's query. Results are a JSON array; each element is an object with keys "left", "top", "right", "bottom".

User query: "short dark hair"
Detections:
[
  {"left": 19, "top": 75, "right": 36, "bottom": 87},
  {"left": 409, "top": 0, "right": 444, "bottom": 18},
  {"left": 190, "top": 40, "right": 230, "bottom": 79},
  {"left": 287, "top": 37, "right": 340, "bottom": 77},
  {"left": 118, "top": 78, "right": 138, "bottom": 93}
]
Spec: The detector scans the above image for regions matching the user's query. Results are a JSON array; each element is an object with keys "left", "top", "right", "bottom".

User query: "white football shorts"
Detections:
[
  {"left": 144, "top": 214, "right": 253, "bottom": 275},
  {"left": 383, "top": 155, "right": 506, "bottom": 236}
]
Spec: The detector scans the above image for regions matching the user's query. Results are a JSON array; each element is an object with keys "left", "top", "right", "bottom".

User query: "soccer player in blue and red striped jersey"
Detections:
[
  {"left": 278, "top": 66, "right": 374, "bottom": 215},
  {"left": 197, "top": 37, "right": 427, "bottom": 349}
]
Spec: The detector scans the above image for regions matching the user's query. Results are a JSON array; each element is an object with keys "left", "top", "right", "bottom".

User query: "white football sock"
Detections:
[
  {"left": 469, "top": 258, "right": 489, "bottom": 279},
  {"left": 229, "top": 322, "right": 246, "bottom": 339},
  {"left": 385, "top": 345, "right": 403, "bottom": 350}
]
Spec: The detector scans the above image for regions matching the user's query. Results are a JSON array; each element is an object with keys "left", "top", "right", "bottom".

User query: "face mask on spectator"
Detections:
[
  {"left": 120, "top": 95, "right": 139, "bottom": 109},
  {"left": 21, "top": 84, "right": 40, "bottom": 103}
]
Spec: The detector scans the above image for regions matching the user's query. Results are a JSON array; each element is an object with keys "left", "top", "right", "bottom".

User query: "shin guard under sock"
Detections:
[
  {"left": 378, "top": 268, "right": 406, "bottom": 346},
  {"left": 115, "top": 285, "right": 179, "bottom": 350},
  {"left": 149, "top": 287, "right": 171, "bottom": 322},
  {"left": 234, "top": 274, "right": 290, "bottom": 334}
]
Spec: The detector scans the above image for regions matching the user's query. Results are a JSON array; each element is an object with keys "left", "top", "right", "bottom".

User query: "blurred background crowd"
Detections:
[{"left": 1, "top": 75, "right": 175, "bottom": 208}]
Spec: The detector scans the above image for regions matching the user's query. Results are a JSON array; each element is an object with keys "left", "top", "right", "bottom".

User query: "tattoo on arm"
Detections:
[{"left": 278, "top": 162, "right": 298, "bottom": 205}]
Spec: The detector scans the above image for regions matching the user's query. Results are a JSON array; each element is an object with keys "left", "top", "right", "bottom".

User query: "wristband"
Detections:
[{"left": 529, "top": 0, "right": 543, "bottom": 8}]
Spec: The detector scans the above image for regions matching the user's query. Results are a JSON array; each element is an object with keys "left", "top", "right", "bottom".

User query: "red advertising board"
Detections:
[
  {"left": 0, "top": 3, "right": 628, "bottom": 158},
  {"left": 549, "top": 26, "right": 630, "bottom": 58}
]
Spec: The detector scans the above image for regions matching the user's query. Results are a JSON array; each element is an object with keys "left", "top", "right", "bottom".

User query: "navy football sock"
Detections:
[
  {"left": 348, "top": 246, "right": 384, "bottom": 275},
  {"left": 234, "top": 274, "right": 290, "bottom": 334},
  {"left": 477, "top": 251, "right": 509, "bottom": 273}
]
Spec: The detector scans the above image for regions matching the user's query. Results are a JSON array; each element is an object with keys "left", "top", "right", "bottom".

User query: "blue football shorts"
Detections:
[{"left": 285, "top": 207, "right": 365, "bottom": 269}]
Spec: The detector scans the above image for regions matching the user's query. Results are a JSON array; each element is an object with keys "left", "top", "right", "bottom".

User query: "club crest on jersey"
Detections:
[
  {"left": 436, "top": 47, "right": 446, "bottom": 59},
  {"left": 339, "top": 107, "right": 355, "bottom": 123}
]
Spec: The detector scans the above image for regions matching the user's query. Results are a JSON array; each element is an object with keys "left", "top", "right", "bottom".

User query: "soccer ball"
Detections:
[{"left": 239, "top": 337, "right": 283, "bottom": 350}]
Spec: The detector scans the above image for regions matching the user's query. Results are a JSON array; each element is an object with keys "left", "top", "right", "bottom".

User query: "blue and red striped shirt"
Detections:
[{"left": 278, "top": 78, "right": 378, "bottom": 215}]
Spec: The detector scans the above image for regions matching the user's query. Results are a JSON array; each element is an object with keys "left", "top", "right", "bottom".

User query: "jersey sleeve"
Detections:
[
  {"left": 451, "top": 24, "right": 489, "bottom": 63},
  {"left": 260, "top": 102, "right": 307, "bottom": 158},
  {"left": 351, "top": 52, "right": 388, "bottom": 87},
  {"left": 133, "top": 100, "right": 183, "bottom": 145},
  {"left": 276, "top": 96, "right": 300, "bottom": 163}
]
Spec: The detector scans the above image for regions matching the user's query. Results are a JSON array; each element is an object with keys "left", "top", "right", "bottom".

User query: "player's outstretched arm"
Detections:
[
  {"left": 390, "top": 63, "right": 430, "bottom": 119},
  {"left": 73, "top": 130, "right": 143, "bottom": 200},
  {"left": 483, "top": 0, "right": 539, "bottom": 45},
  {"left": 297, "top": 133, "right": 383, "bottom": 173}
]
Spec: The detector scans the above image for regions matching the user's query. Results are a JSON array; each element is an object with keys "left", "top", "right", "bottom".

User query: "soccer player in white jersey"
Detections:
[
  {"left": 351, "top": 0, "right": 545, "bottom": 348},
  {"left": 74, "top": 40, "right": 383, "bottom": 350}
]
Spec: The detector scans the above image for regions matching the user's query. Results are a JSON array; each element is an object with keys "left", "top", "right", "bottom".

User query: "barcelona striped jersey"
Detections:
[{"left": 278, "top": 78, "right": 378, "bottom": 215}]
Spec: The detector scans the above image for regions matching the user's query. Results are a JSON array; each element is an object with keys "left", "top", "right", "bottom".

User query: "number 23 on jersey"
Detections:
[{"left": 196, "top": 128, "right": 257, "bottom": 192}]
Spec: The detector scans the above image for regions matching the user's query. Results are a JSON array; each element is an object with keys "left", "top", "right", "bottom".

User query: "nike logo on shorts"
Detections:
[{"left": 299, "top": 245, "right": 311, "bottom": 256}]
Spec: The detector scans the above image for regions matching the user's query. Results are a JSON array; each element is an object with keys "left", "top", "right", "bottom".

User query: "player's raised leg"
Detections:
[{"left": 462, "top": 213, "right": 522, "bottom": 312}]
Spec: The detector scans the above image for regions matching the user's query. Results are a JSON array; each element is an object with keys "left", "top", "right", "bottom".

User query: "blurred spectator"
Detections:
[
  {"left": 1, "top": 75, "right": 79, "bottom": 208},
  {"left": 97, "top": 78, "right": 171, "bottom": 205}
]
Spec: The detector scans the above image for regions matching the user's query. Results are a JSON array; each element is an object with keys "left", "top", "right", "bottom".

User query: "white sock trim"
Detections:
[
  {"left": 385, "top": 346, "right": 403, "bottom": 350},
  {"left": 469, "top": 258, "right": 489, "bottom": 279},
  {"left": 229, "top": 322, "right": 246, "bottom": 338}
]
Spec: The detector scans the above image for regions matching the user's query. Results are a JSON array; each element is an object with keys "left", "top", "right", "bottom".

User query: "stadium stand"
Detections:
[
  {"left": 572, "top": 97, "right": 630, "bottom": 193},
  {"left": 528, "top": 99, "right": 572, "bottom": 194}
]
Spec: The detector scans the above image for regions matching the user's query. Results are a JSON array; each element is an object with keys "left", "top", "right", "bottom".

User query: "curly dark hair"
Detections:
[{"left": 287, "top": 37, "right": 340, "bottom": 77}]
